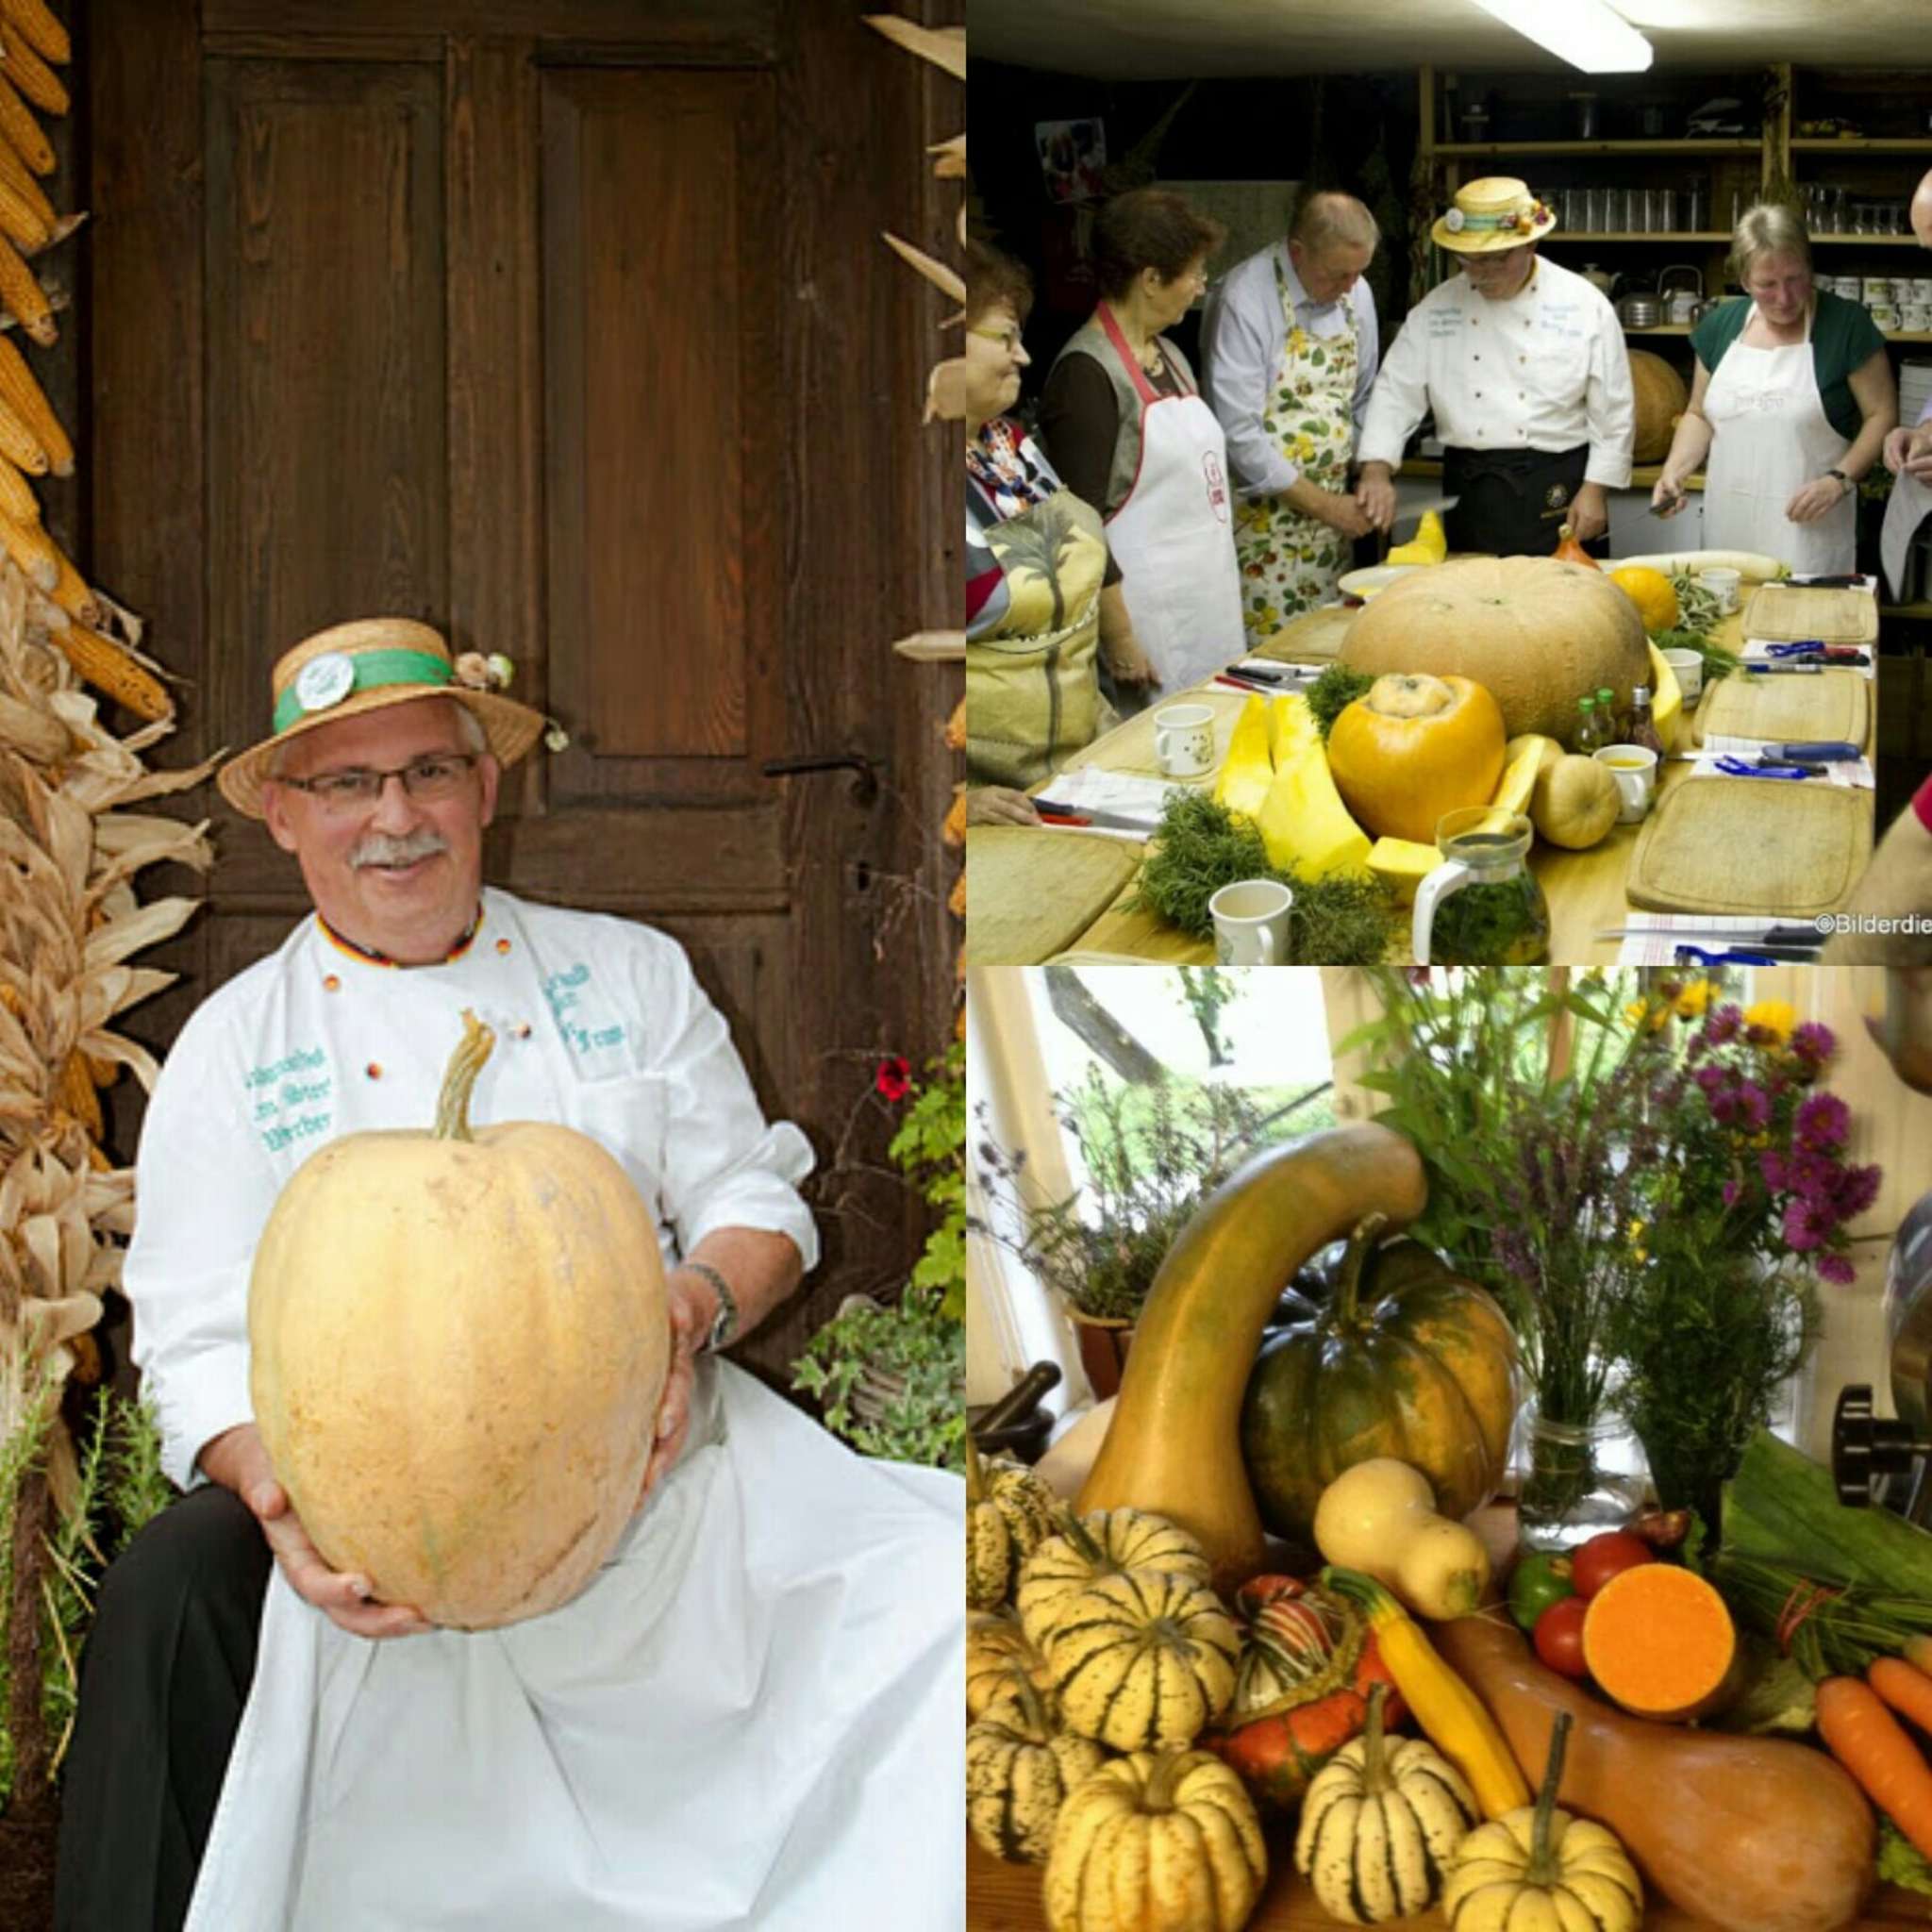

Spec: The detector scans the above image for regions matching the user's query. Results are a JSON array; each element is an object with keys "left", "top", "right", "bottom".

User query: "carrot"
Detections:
[
  {"left": 1872, "top": 1657, "right": 1932, "bottom": 1736},
  {"left": 1903, "top": 1634, "right": 1932, "bottom": 1681},
  {"left": 1816, "top": 1675, "right": 1932, "bottom": 1860}
]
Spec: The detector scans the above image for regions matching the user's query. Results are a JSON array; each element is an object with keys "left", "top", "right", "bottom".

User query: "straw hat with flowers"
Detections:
[
  {"left": 217, "top": 617, "right": 551, "bottom": 819},
  {"left": 1432, "top": 176, "right": 1557, "bottom": 255}
]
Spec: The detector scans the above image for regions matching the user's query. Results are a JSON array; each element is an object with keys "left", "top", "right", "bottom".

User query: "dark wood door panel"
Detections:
[
  {"left": 204, "top": 57, "right": 449, "bottom": 738},
  {"left": 202, "top": 0, "right": 780, "bottom": 59}
]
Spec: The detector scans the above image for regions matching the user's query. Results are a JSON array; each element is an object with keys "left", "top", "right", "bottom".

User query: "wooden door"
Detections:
[{"left": 83, "top": 0, "right": 961, "bottom": 1378}]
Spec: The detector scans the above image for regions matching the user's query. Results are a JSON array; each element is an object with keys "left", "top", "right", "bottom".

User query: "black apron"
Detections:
[{"left": 1443, "top": 442, "right": 1591, "bottom": 558}]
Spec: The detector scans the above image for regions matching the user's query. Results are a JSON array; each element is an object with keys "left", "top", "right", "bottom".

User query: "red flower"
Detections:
[{"left": 874, "top": 1055, "right": 912, "bottom": 1102}]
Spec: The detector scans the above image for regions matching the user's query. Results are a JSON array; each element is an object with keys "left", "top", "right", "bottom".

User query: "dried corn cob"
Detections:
[
  {"left": 83, "top": 1052, "right": 116, "bottom": 1088},
  {"left": 26, "top": 209, "right": 82, "bottom": 259},
  {"left": 0, "top": 454, "right": 38, "bottom": 526},
  {"left": 0, "top": 72, "right": 52, "bottom": 175},
  {"left": 948, "top": 869, "right": 965, "bottom": 918},
  {"left": 58, "top": 1048, "right": 100, "bottom": 1139},
  {"left": 0, "top": 505, "right": 54, "bottom": 587},
  {"left": 42, "top": 541, "right": 99, "bottom": 627},
  {"left": 0, "top": 24, "right": 65, "bottom": 116},
  {"left": 0, "top": 232, "right": 53, "bottom": 343},
  {"left": 942, "top": 786, "right": 966, "bottom": 846},
  {"left": 0, "top": 333, "right": 67, "bottom": 472},
  {"left": 0, "top": 137, "right": 55, "bottom": 228},
  {"left": 0, "top": 173, "right": 47, "bottom": 253},
  {"left": 0, "top": 391, "right": 46, "bottom": 473},
  {"left": 55, "top": 623, "right": 174, "bottom": 721},
  {"left": 944, "top": 697, "right": 965, "bottom": 750},
  {"left": 0, "top": 0, "right": 68, "bottom": 66}
]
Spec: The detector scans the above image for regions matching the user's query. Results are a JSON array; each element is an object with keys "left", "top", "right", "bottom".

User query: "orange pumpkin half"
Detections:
[{"left": 1325, "top": 673, "right": 1507, "bottom": 845}]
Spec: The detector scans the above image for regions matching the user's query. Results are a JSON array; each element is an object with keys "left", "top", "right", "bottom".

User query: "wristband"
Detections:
[
  {"left": 678, "top": 1260, "right": 740, "bottom": 1353},
  {"left": 1827, "top": 467, "right": 1852, "bottom": 494}
]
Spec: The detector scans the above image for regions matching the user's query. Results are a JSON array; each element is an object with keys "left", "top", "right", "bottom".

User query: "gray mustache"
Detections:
[{"left": 351, "top": 830, "right": 449, "bottom": 870}]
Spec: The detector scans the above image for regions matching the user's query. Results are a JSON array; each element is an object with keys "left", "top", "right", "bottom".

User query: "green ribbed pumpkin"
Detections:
[{"left": 1241, "top": 1214, "right": 1518, "bottom": 1546}]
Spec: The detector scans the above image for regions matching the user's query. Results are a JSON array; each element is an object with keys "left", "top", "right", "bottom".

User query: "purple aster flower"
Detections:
[
  {"left": 1835, "top": 1163, "right": 1882, "bottom": 1220},
  {"left": 1735, "top": 1081, "right": 1772, "bottom": 1132},
  {"left": 1704, "top": 1005, "right": 1743, "bottom": 1046},
  {"left": 1791, "top": 1022, "right": 1837, "bottom": 1068},
  {"left": 1783, "top": 1196, "right": 1835, "bottom": 1252},
  {"left": 1694, "top": 1064, "right": 1726, "bottom": 1095},
  {"left": 1760, "top": 1149, "right": 1789, "bottom": 1192},
  {"left": 1818, "top": 1252, "right": 1858, "bottom": 1286},
  {"left": 1794, "top": 1091, "right": 1851, "bottom": 1155},
  {"left": 1722, "top": 1177, "right": 1742, "bottom": 1208}
]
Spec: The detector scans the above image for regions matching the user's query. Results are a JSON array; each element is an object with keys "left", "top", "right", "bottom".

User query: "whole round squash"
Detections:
[
  {"left": 1045, "top": 1750, "right": 1268, "bottom": 1932},
  {"left": 1241, "top": 1215, "right": 1519, "bottom": 1546},
  {"left": 1016, "top": 1507, "right": 1211, "bottom": 1652},
  {"left": 967, "top": 1610, "right": 1056, "bottom": 1722},
  {"left": 1607, "top": 564, "right": 1679, "bottom": 637},
  {"left": 1339, "top": 556, "right": 1650, "bottom": 747},
  {"left": 1533, "top": 753, "right": 1623, "bottom": 851},
  {"left": 1627, "top": 348, "right": 1689, "bottom": 465},
  {"left": 968, "top": 1441, "right": 1065, "bottom": 1609},
  {"left": 1326, "top": 673, "right": 1508, "bottom": 844},
  {"left": 967, "top": 1678, "right": 1107, "bottom": 1865},
  {"left": 248, "top": 1011, "right": 670, "bottom": 1630}
]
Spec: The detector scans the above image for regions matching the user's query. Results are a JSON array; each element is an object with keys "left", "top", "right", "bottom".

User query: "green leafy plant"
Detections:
[
  {"left": 790, "top": 1287, "right": 964, "bottom": 1472},
  {"left": 1306, "top": 663, "right": 1376, "bottom": 740},
  {"left": 884, "top": 1043, "right": 966, "bottom": 1318}
]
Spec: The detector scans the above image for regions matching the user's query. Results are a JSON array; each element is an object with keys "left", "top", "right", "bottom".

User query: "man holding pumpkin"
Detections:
[
  {"left": 56, "top": 620, "right": 963, "bottom": 1932},
  {"left": 1356, "top": 177, "right": 1634, "bottom": 558}
]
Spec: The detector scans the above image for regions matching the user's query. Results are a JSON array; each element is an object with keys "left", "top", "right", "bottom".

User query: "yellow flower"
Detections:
[
  {"left": 1751, "top": 1132, "right": 1770, "bottom": 1149},
  {"left": 1674, "top": 980, "right": 1714, "bottom": 1019},
  {"left": 1626, "top": 1218, "right": 1647, "bottom": 1245},
  {"left": 1743, "top": 999, "right": 1797, "bottom": 1043},
  {"left": 1624, "top": 996, "right": 1670, "bottom": 1033},
  {"left": 1633, "top": 1247, "right": 1648, "bottom": 1265}
]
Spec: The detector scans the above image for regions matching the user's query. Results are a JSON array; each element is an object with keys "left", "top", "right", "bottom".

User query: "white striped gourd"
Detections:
[
  {"left": 966, "top": 1677, "right": 1105, "bottom": 1865},
  {"left": 1015, "top": 1507, "right": 1210, "bottom": 1651}
]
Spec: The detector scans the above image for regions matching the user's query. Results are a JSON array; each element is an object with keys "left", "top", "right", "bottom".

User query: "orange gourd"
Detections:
[
  {"left": 1552, "top": 525, "right": 1598, "bottom": 568},
  {"left": 1580, "top": 1563, "right": 1740, "bottom": 1722},
  {"left": 1608, "top": 565, "right": 1679, "bottom": 636},
  {"left": 249, "top": 1010, "right": 671, "bottom": 1630},
  {"left": 1325, "top": 673, "right": 1507, "bottom": 845},
  {"left": 1628, "top": 348, "right": 1690, "bottom": 464}
]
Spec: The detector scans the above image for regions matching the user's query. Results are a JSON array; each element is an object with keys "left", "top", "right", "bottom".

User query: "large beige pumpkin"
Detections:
[
  {"left": 249, "top": 1010, "right": 670, "bottom": 1629},
  {"left": 1340, "top": 556, "right": 1650, "bottom": 747},
  {"left": 1628, "top": 349, "right": 1689, "bottom": 464}
]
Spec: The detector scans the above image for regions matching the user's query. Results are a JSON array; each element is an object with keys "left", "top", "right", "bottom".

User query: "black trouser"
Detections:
[
  {"left": 55, "top": 1486, "right": 270, "bottom": 1932},
  {"left": 1443, "top": 442, "right": 1592, "bottom": 558}
]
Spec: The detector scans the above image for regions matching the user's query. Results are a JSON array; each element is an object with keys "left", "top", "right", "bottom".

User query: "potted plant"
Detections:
[
  {"left": 791, "top": 1046, "right": 966, "bottom": 1473},
  {"left": 971, "top": 1066, "right": 1267, "bottom": 1398}
]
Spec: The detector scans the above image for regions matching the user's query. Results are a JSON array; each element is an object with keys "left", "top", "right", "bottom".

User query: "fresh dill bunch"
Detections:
[{"left": 1305, "top": 664, "right": 1375, "bottom": 740}]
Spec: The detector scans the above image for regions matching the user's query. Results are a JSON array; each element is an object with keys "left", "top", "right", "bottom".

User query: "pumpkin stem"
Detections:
[
  {"left": 434, "top": 1009, "right": 497, "bottom": 1142},
  {"left": 1332, "top": 1215, "right": 1388, "bottom": 1325},
  {"left": 1062, "top": 1509, "right": 1108, "bottom": 1569},
  {"left": 965, "top": 1436, "right": 989, "bottom": 1505},
  {"left": 1359, "top": 1679, "right": 1391, "bottom": 1796},
  {"left": 1524, "top": 1709, "right": 1574, "bottom": 1887},
  {"left": 1141, "top": 1749, "right": 1190, "bottom": 1814}
]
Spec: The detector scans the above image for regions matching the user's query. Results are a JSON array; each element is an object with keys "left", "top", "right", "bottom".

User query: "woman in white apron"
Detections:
[
  {"left": 1651, "top": 204, "right": 1895, "bottom": 575},
  {"left": 1040, "top": 188, "right": 1245, "bottom": 698}
]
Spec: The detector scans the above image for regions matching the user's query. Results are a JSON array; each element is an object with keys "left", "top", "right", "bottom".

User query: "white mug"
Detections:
[
  {"left": 1697, "top": 565, "right": 1740, "bottom": 614},
  {"left": 1594, "top": 742, "right": 1658, "bottom": 823},
  {"left": 1661, "top": 646, "right": 1704, "bottom": 704},
  {"left": 1209, "top": 878, "right": 1293, "bottom": 965},
  {"left": 1154, "top": 703, "right": 1216, "bottom": 779}
]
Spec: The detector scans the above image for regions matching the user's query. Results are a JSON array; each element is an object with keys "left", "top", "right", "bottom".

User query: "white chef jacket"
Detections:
[
  {"left": 1200, "top": 241, "right": 1381, "bottom": 496},
  {"left": 124, "top": 888, "right": 964, "bottom": 1931},
  {"left": 1357, "top": 255, "right": 1635, "bottom": 489}
]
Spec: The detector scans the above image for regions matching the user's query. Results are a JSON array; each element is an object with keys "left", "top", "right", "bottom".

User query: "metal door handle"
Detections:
[{"left": 760, "top": 753, "right": 880, "bottom": 808}]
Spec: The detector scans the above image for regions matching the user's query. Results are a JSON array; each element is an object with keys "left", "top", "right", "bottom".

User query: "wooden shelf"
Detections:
[
  {"left": 1549, "top": 233, "right": 1731, "bottom": 243},
  {"left": 1882, "top": 602, "right": 1932, "bottom": 618},
  {"left": 1624, "top": 324, "right": 1693, "bottom": 336},
  {"left": 1433, "top": 140, "right": 1760, "bottom": 156},
  {"left": 1792, "top": 138, "right": 1932, "bottom": 152},
  {"left": 1815, "top": 233, "right": 1924, "bottom": 245}
]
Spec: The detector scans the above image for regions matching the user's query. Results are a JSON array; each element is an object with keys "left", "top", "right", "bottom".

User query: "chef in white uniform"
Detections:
[
  {"left": 55, "top": 619, "right": 963, "bottom": 1932},
  {"left": 1653, "top": 202, "right": 1894, "bottom": 575},
  {"left": 1357, "top": 177, "right": 1634, "bottom": 556}
]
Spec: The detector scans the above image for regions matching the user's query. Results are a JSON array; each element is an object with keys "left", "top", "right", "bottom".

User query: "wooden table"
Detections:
[
  {"left": 1027, "top": 587, "right": 1876, "bottom": 966},
  {"left": 967, "top": 1839, "right": 1932, "bottom": 1929}
]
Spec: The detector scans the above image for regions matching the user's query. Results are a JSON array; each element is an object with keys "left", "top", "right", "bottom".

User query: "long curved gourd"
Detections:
[{"left": 1076, "top": 1123, "right": 1428, "bottom": 1591}]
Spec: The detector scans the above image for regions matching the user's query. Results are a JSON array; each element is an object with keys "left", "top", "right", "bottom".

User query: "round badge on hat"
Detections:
[{"left": 293, "top": 651, "right": 356, "bottom": 714}]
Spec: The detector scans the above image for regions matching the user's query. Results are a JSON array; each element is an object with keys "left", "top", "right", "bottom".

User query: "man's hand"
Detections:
[
  {"left": 1787, "top": 474, "right": 1851, "bottom": 525},
  {"left": 1567, "top": 482, "right": 1609, "bottom": 544},
  {"left": 967, "top": 787, "right": 1041, "bottom": 828},
  {"left": 1355, "top": 464, "right": 1397, "bottom": 533},
  {"left": 200, "top": 1423, "right": 431, "bottom": 1640},
  {"left": 1649, "top": 474, "right": 1690, "bottom": 519},
  {"left": 636, "top": 1267, "right": 713, "bottom": 1508},
  {"left": 1886, "top": 424, "right": 1932, "bottom": 483},
  {"left": 1315, "top": 487, "right": 1374, "bottom": 540}
]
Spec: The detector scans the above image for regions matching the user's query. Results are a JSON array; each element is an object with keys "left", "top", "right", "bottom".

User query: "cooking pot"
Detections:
[
  {"left": 1577, "top": 261, "right": 1615, "bottom": 297},
  {"left": 1617, "top": 292, "right": 1664, "bottom": 327},
  {"left": 1658, "top": 264, "right": 1704, "bottom": 326},
  {"left": 1688, "top": 294, "right": 1725, "bottom": 326}
]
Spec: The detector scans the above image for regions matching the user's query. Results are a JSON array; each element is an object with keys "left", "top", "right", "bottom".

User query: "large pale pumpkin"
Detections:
[
  {"left": 1327, "top": 673, "right": 1507, "bottom": 844},
  {"left": 248, "top": 1011, "right": 670, "bottom": 1629},
  {"left": 1340, "top": 556, "right": 1650, "bottom": 748},
  {"left": 1628, "top": 348, "right": 1689, "bottom": 465}
]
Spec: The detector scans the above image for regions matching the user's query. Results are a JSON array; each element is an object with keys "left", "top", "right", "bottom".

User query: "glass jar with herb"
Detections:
[
  {"left": 1574, "top": 693, "right": 1602, "bottom": 754},
  {"left": 1412, "top": 808, "right": 1551, "bottom": 966}
]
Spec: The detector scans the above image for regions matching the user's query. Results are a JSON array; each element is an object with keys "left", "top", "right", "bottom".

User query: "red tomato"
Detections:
[
  {"left": 1533, "top": 1594, "right": 1591, "bottom": 1679},
  {"left": 1570, "top": 1530, "right": 1657, "bottom": 1600}
]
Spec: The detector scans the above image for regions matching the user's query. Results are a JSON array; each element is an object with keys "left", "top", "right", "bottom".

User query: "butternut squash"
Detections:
[
  {"left": 1434, "top": 1614, "right": 1875, "bottom": 1932},
  {"left": 1075, "top": 1124, "right": 1428, "bottom": 1594}
]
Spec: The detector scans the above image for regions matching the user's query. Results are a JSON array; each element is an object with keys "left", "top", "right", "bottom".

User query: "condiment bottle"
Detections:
[
  {"left": 1627, "top": 684, "right": 1663, "bottom": 756},
  {"left": 1596, "top": 686, "right": 1623, "bottom": 742},
  {"left": 1575, "top": 693, "right": 1602, "bottom": 753}
]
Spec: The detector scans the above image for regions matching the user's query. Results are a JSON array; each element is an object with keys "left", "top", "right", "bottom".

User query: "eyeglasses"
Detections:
[
  {"left": 278, "top": 752, "right": 480, "bottom": 811},
  {"left": 967, "top": 324, "right": 1026, "bottom": 355}
]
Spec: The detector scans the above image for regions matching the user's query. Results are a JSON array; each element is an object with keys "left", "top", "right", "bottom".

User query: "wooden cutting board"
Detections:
[
  {"left": 1692, "top": 667, "right": 1868, "bottom": 747},
  {"left": 1740, "top": 581, "right": 1878, "bottom": 643},
  {"left": 1625, "top": 777, "right": 1872, "bottom": 916},
  {"left": 1252, "top": 604, "right": 1355, "bottom": 665},
  {"left": 964, "top": 825, "right": 1141, "bottom": 965}
]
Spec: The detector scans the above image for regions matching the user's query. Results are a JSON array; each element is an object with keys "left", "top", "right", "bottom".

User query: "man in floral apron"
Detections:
[{"left": 1202, "top": 192, "right": 1382, "bottom": 641}]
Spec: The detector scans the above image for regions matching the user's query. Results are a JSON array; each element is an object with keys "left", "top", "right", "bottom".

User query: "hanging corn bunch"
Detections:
[{"left": 0, "top": 4, "right": 214, "bottom": 1851}]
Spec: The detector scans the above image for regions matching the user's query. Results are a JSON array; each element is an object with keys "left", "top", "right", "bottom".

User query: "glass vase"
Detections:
[{"left": 1515, "top": 1407, "right": 1650, "bottom": 1551}]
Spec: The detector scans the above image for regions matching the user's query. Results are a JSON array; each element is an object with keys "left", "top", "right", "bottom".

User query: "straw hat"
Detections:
[
  {"left": 1432, "top": 176, "right": 1557, "bottom": 254},
  {"left": 217, "top": 617, "right": 548, "bottom": 820}
]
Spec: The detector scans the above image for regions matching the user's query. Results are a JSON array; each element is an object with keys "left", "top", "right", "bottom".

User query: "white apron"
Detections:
[
  {"left": 1097, "top": 302, "right": 1246, "bottom": 691},
  {"left": 184, "top": 1361, "right": 965, "bottom": 1932},
  {"left": 1702, "top": 303, "right": 1857, "bottom": 575}
]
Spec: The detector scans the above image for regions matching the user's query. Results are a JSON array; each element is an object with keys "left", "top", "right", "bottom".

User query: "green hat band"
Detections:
[{"left": 273, "top": 647, "right": 454, "bottom": 734}]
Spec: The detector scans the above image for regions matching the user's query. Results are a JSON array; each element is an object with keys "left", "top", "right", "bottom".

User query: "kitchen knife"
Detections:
[
  {"left": 1595, "top": 923, "right": 1826, "bottom": 950},
  {"left": 1742, "top": 663, "right": 1823, "bottom": 675},
  {"left": 1032, "top": 800, "right": 1158, "bottom": 833}
]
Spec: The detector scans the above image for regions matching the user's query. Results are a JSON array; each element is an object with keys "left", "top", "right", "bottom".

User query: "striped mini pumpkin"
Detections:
[
  {"left": 1016, "top": 1507, "right": 1210, "bottom": 1652},
  {"left": 967, "top": 1445, "right": 1066, "bottom": 1610},
  {"left": 966, "top": 1610, "right": 1055, "bottom": 1722},
  {"left": 966, "top": 1678, "right": 1106, "bottom": 1866},
  {"left": 1046, "top": 1569, "right": 1239, "bottom": 1753},
  {"left": 1230, "top": 1574, "right": 1365, "bottom": 1720}
]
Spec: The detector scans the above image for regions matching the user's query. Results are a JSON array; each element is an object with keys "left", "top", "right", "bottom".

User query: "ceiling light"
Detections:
[{"left": 1466, "top": 0, "right": 1655, "bottom": 73}]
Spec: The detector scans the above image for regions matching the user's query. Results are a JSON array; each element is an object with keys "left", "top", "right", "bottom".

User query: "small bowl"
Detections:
[
  {"left": 1696, "top": 566, "right": 1740, "bottom": 614},
  {"left": 1662, "top": 645, "right": 1704, "bottom": 703}
]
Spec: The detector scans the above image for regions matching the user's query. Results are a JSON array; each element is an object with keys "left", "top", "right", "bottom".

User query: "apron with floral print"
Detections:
[{"left": 1232, "top": 255, "right": 1360, "bottom": 642}]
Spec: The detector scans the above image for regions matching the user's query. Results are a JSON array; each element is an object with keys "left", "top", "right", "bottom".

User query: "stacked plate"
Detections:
[{"left": 1899, "top": 359, "right": 1932, "bottom": 425}]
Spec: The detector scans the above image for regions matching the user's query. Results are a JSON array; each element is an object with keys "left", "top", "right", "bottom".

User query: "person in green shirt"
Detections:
[{"left": 1650, "top": 202, "right": 1896, "bottom": 574}]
